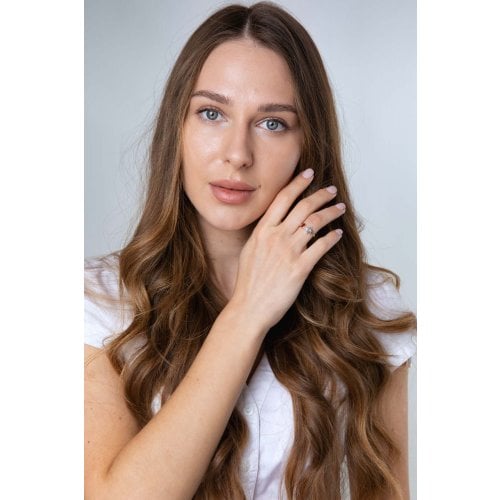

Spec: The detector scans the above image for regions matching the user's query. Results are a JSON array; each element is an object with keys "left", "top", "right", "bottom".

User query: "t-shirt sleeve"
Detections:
[
  {"left": 84, "top": 258, "right": 131, "bottom": 349},
  {"left": 366, "top": 273, "right": 417, "bottom": 371},
  {"left": 84, "top": 295, "right": 120, "bottom": 348}
]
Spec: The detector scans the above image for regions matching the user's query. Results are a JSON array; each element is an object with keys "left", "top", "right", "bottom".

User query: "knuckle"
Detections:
[
  {"left": 276, "top": 190, "right": 292, "bottom": 207},
  {"left": 327, "top": 205, "right": 341, "bottom": 220},
  {"left": 259, "top": 227, "right": 281, "bottom": 249},
  {"left": 299, "top": 198, "right": 314, "bottom": 212},
  {"left": 268, "top": 231, "right": 281, "bottom": 246},
  {"left": 307, "top": 213, "right": 321, "bottom": 227},
  {"left": 254, "top": 227, "right": 269, "bottom": 244},
  {"left": 326, "top": 207, "right": 338, "bottom": 221}
]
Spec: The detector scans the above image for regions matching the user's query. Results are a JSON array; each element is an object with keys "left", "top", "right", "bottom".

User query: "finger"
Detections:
[
  {"left": 258, "top": 168, "right": 315, "bottom": 227},
  {"left": 300, "top": 229, "right": 343, "bottom": 274},
  {"left": 292, "top": 203, "right": 346, "bottom": 246},
  {"left": 283, "top": 185, "right": 339, "bottom": 234}
]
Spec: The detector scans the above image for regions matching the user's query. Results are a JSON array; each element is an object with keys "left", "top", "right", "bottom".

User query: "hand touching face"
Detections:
[{"left": 182, "top": 38, "right": 303, "bottom": 233}]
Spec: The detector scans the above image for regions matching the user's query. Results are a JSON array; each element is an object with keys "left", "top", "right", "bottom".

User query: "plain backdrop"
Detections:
[{"left": 85, "top": 0, "right": 416, "bottom": 497}]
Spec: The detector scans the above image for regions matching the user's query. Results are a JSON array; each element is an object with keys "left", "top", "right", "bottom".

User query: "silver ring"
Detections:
[{"left": 300, "top": 223, "right": 315, "bottom": 237}]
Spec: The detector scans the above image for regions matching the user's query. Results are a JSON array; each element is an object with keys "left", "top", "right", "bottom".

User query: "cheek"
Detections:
[
  {"left": 263, "top": 141, "right": 301, "bottom": 193},
  {"left": 181, "top": 123, "right": 213, "bottom": 186},
  {"left": 184, "top": 119, "right": 222, "bottom": 162},
  {"left": 256, "top": 168, "right": 296, "bottom": 215}
]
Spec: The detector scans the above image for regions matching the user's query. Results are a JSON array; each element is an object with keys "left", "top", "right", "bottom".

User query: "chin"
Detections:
[
  {"left": 202, "top": 211, "right": 260, "bottom": 232},
  {"left": 210, "top": 218, "right": 255, "bottom": 232}
]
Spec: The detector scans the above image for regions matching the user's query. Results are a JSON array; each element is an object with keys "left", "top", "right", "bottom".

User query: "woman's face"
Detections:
[{"left": 182, "top": 38, "right": 303, "bottom": 233}]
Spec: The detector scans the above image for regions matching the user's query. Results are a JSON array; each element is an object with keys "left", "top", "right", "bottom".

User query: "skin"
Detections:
[
  {"left": 380, "top": 362, "right": 411, "bottom": 499},
  {"left": 182, "top": 38, "right": 306, "bottom": 298},
  {"left": 84, "top": 38, "right": 410, "bottom": 499},
  {"left": 182, "top": 38, "right": 410, "bottom": 497}
]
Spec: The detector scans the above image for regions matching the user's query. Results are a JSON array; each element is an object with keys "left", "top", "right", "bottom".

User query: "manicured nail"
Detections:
[
  {"left": 326, "top": 185, "right": 337, "bottom": 194},
  {"left": 336, "top": 202, "right": 346, "bottom": 210},
  {"left": 335, "top": 229, "right": 343, "bottom": 236},
  {"left": 302, "top": 168, "right": 314, "bottom": 179}
]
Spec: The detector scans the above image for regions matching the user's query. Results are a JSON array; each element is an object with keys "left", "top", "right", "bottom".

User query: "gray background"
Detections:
[{"left": 85, "top": 0, "right": 416, "bottom": 497}]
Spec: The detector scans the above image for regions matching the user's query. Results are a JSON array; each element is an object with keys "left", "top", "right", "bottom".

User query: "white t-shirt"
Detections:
[{"left": 84, "top": 257, "right": 416, "bottom": 499}]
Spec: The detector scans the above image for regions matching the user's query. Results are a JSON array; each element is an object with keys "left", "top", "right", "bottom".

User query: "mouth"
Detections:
[
  {"left": 209, "top": 181, "right": 256, "bottom": 205},
  {"left": 209, "top": 180, "right": 256, "bottom": 191}
]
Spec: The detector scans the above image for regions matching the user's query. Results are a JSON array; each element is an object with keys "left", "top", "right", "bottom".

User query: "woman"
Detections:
[{"left": 85, "top": 3, "right": 416, "bottom": 499}]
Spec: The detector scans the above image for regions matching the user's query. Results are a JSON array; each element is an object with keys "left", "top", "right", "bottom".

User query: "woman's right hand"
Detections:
[{"left": 228, "top": 168, "right": 346, "bottom": 333}]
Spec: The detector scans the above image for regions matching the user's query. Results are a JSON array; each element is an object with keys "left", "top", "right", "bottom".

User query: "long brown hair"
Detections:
[{"left": 101, "top": 3, "right": 416, "bottom": 498}]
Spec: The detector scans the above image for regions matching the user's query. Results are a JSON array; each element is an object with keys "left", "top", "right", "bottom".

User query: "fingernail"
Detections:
[
  {"left": 336, "top": 203, "right": 346, "bottom": 210},
  {"left": 335, "top": 229, "right": 343, "bottom": 236},
  {"left": 301, "top": 168, "right": 314, "bottom": 179},
  {"left": 326, "top": 185, "right": 337, "bottom": 194}
]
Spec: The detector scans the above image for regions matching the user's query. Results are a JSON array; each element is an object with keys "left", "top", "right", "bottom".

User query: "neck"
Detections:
[{"left": 198, "top": 218, "right": 255, "bottom": 300}]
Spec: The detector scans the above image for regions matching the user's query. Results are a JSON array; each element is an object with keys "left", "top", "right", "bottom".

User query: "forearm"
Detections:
[{"left": 96, "top": 304, "right": 266, "bottom": 500}]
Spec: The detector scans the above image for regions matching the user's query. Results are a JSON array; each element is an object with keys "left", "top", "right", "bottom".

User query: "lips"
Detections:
[
  {"left": 210, "top": 180, "right": 256, "bottom": 191},
  {"left": 209, "top": 180, "right": 256, "bottom": 205}
]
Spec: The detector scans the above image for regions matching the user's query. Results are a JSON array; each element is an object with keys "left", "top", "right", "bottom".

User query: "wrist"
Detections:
[{"left": 222, "top": 299, "right": 270, "bottom": 341}]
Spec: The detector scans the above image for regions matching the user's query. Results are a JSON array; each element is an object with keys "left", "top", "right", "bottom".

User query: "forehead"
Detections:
[{"left": 194, "top": 38, "right": 296, "bottom": 103}]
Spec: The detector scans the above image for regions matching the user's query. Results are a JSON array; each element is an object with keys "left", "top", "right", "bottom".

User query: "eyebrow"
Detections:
[{"left": 191, "top": 90, "right": 297, "bottom": 114}]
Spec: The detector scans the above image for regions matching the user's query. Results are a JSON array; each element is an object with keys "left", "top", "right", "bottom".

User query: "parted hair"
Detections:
[{"left": 99, "top": 3, "right": 416, "bottom": 499}]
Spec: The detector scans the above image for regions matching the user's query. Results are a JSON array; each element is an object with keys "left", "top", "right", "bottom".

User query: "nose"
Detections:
[{"left": 222, "top": 121, "right": 254, "bottom": 169}]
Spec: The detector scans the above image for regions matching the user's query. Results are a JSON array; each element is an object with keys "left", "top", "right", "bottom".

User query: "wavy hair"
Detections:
[{"left": 102, "top": 3, "right": 416, "bottom": 499}]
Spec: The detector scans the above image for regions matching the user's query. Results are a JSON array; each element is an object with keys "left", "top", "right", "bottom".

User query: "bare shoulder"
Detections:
[
  {"left": 84, "top": 344, "right": 140, "bottom": 489},
  {"left": 384, "top": 360, "right": 410, "bottom": 394}
]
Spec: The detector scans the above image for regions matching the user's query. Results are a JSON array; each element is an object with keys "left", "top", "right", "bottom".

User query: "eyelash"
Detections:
[{"left": 196, "top": 106, "right": 289, "bottom": 132}]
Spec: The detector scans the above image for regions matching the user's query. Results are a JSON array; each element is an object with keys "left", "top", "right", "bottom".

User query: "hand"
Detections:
[{"left": 228, "top": 168, "right": 345, "bottom": 332}]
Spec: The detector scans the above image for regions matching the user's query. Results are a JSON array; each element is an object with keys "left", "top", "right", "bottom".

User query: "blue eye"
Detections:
[
  {"left": 200, "top": 109, "right": 221, "bottom": 121},
  {"left": 262, "top": 119, "right": 286, "bottom": 132}
]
